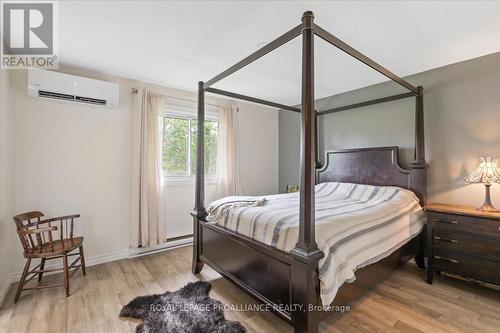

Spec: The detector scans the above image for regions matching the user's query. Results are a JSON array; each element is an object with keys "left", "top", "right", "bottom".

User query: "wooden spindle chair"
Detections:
[{"left": 13, "top": 211, "right": 86, "bottom": 303}]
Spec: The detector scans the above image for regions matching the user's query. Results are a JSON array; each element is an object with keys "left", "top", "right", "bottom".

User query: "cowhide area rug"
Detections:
[{"left": 120, "top": 281, "right": 246, "bottom": 333}]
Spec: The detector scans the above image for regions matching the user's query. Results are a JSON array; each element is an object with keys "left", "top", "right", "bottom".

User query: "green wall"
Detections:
[{"left": 279, "top": 52, "right": 500, "bottom": 208}]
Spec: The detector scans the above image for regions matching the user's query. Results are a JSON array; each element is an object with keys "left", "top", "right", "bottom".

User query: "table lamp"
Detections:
[{"left": 464, "top": 156, "right": 500, "bottom": 211}]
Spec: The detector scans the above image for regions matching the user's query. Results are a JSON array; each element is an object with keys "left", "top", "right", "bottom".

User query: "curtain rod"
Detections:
[{"left": 131, "top": 88, "right": 220, "bottom": 108}]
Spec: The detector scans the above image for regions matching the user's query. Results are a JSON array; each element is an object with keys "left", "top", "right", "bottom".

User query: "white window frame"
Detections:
[{"left": 160, "top": 104, "right": 219, "bottom": 185}]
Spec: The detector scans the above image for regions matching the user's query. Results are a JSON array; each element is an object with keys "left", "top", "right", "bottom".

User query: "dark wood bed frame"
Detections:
[{"left": 191, "top": 11, "right": 427, "bottom": 333}]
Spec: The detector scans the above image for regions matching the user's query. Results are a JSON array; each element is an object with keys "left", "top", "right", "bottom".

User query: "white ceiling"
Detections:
[{"left": 59, "top": 1, "right": 500, "bottom": 105}]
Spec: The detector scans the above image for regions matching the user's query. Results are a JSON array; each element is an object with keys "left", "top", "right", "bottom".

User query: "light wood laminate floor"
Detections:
[{"left": 1, "top": 245, "right": 499, "bottom": 333}]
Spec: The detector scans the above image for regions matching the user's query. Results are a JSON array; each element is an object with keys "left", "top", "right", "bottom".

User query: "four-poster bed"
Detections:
[{"left": 192, "top": 11, "right": 427, "bottom": 333}]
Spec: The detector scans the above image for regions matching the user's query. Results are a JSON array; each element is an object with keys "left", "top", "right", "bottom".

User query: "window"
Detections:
[{"left": 161, "top": 113, "right": 218, "bottom": 181}]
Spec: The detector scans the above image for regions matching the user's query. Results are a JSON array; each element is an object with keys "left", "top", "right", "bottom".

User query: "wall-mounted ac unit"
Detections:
[{"left": 28, "top": 69, "right": 119, "bottom": 109}]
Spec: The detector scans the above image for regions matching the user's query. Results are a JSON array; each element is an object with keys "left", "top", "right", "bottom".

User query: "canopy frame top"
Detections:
[{"left": 201, "top": 13, "right": 420, "bottom": 113}]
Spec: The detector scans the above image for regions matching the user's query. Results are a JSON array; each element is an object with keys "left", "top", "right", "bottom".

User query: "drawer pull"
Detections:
[
  {"left": 434, "top": 218, "right": 458, "bottom": 225},
  {"left": 434, "top": 255, "right": 459, "bottom": 264},
  {"left": 434, "top": 236, "right": 458, "bottom": 244}
]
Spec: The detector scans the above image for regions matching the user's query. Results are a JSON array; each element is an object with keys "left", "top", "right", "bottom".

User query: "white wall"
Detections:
[
  {"left": 0, "top": 68, "right": 14, "bottom": 304},
  {"left": 10, "top": 68, "right": 132, "bottom": 271},
  {"left": 164, "top": 184, "right": 217, "bottom": 239},
  {"left": 4, "top": 66, "right": 279, "bottom": 284}
]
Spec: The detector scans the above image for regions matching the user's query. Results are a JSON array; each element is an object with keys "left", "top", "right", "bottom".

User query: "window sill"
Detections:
[{"left": 164, "top": 177, "right": 216, "bottom": 187}]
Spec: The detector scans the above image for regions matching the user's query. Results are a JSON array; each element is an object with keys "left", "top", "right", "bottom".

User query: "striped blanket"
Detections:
[{"left": 207, "top": 182, "right": 425, "bottom": 306}]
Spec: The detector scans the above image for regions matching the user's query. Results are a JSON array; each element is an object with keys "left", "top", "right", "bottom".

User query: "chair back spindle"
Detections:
[
  {"left": 13, "top": 211, "right": 79, "bottom": 255},
  {"left": 13, "top": 211, "right": 45, "bottom": 254}
]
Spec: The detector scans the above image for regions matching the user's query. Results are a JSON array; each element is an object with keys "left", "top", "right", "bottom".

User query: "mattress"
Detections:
[{"left": 207, "top": 182, "right": 425, "bottom": 306}]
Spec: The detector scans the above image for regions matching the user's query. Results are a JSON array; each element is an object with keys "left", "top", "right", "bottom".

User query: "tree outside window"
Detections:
[{"left": 161, "top": 115, "right": 218, "bottom": 179}]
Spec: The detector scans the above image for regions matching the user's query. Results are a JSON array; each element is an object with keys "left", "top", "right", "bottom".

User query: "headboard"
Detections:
[{"left": 316, "top": 146, "right": 426, "bottom": 205}]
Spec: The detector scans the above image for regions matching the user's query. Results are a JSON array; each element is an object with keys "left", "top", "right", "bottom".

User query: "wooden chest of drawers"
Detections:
[{"left": 425, "top": 204, "right": 500, "bottom": 286}]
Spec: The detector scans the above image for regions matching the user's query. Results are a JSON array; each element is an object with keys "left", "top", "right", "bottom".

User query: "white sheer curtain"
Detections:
[
  {"left": 130, "top": 89, "right": 167, "bottom": 248},
  {"left": 215, "top": 106, "right": 240, "bottom": 199}
]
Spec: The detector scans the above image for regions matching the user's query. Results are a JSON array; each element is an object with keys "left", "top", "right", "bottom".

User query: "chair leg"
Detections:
[
  {"left": 79, "top": 245, "right": 86, "bottom": 276},
  {"left": 63, "top": 254, "right": 70, "bottom": 297},
  {"left": 38, "top": 258, "right": 46, "bottom": 282},
  {"left": 14, "top": 258, "right": 32, "bottom": 303}
]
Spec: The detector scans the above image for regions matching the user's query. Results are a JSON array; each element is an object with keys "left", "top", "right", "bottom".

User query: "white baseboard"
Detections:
[
  {"left": 86, "top": 249, "right": 130, "bottom": 268},
  {"left": 0, "top": 239, "right": 192, "bottom": 306},
  {"left": 128, "top": 237, "right": 192, "bottom": 258},
  {"left": 0, "top": 277, "right": 12, "bottom": 307}
]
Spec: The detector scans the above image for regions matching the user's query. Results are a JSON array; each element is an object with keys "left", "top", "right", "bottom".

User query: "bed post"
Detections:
[
  {"left": 411, "top": 86, "right": 427, "bottom": 269},
  {"left": 411, "top": 85, "right": 427, "bottom": 202},
  {"left": 192, "top": 80, "right": 207, "bottom": 274},
  {"left": 290, "top": 11, "right": 324, "bottom": 333},
  {"left": 412, "top": 86, "right": 426, "bottom": 168}
]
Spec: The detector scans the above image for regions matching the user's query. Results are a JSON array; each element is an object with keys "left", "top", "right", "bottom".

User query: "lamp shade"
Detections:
[{"left": 464, "top": 156, "right": 500, "bottom": 184}]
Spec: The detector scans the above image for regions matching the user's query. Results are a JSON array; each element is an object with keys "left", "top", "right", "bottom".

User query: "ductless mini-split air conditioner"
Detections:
[{"left": 28, "top": 69, "right": 119, "bottom": 109}]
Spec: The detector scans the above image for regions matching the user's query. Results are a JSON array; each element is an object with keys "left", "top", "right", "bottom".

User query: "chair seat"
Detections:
[{"left": 25, "top": 237, "right": 84, "bottom": 258}]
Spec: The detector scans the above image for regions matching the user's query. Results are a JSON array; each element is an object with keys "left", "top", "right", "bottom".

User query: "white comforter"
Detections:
[{"left": 207, "top": 182, "right": 424, "bottom": 306}]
